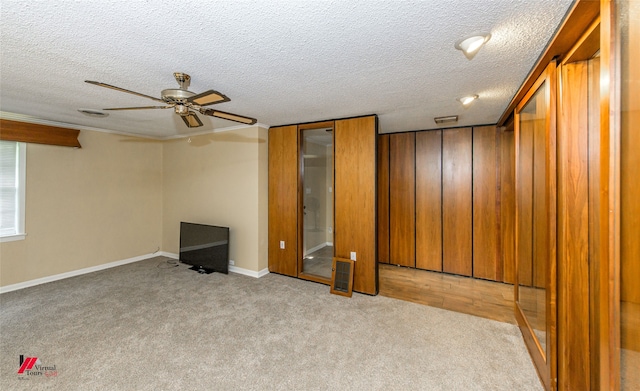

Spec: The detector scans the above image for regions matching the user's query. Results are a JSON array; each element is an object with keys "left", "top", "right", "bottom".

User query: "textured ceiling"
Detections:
[{"left": 0, "top": 0, "right": 573, "bottom": 139}]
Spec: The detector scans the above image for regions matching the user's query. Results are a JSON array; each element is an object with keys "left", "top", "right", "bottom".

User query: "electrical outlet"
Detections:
[
  {"left": 229, "top": 260, "right": 235, "bottom": 266},
  {"left": 280, "top": 241, "right": 285, "bottom": 249},
  {"left": 350, "top": 251, "right": 356, "bottom": 261}
]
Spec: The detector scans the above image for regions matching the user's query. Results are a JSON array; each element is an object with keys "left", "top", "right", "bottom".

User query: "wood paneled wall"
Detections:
[
  {"left": 379, "top": 125, "right": 508, "bottom": 282},
  {"left": 557, "top": 59, "right": 595, "bottom": 391},
  {"left": 335, "top": 116, "right": 377, "bottom": 295},
  {"left": 501, "top": 126, "right": 516, "bottom": 284},
  {"left": 443, "top": 127, "right": 473, "bottom": 276},
  {"left": 377, "top": 134, "right": 390, "bottom": 264},
  {"left": 517, "top": 116, "right": 534, "bottom": 287},
  {"left": 268, "top": 125, "right": 299, "bottom": 277},
  {"left": 620, "top": 0, "right": 640, "bottom": 357},
  {"left": 269, "top": 116, "right": 377, "bottom": 295},
  {"left": 473, "top": 125, "right": 500, "bottom": 280},
  {"left": 416, "top": 130, "right": 442, "bottom": 271},
  {"left": 390, "top": 133, "right": 415, "bottom": 267}
]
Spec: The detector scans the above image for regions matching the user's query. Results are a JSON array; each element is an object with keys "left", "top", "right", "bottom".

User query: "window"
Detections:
[{"left": 0, "top": 141, "right": 26, "bottom": 242}]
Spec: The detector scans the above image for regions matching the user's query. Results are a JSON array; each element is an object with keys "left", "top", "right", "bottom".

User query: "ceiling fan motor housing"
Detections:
[{"left": 162, "top": 88, "right": 196, "bottom": 116}]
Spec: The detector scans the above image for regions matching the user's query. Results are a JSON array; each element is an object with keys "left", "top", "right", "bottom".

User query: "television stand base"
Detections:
[{"left": 189, "top": 265, "right": 214, "bottom": 274}]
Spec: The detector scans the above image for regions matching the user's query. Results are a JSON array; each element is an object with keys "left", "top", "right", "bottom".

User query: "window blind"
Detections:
[{"left": 0, "top": 141, "right": 21, "bottom": 236}]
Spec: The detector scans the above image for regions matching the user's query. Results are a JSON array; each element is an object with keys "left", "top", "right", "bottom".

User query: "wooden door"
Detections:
[
  {"left": 268, "top": 125, "right": 298, "bottom": 276},
  {"left": 442, "top": 127, "right": 472, "bottom": 276},
  {"left": 389, "top": 132, "right": 415, "bottom": 267},
  {"left": 334, "top": 116, "right": 377, "bottom": 295},
  {"left": 415, "top": 130, "right": 442, "bottom": 271}
]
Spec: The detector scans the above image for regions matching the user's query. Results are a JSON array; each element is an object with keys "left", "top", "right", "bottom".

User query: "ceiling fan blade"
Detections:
[
  {"left": 181, "top": 112, "right": 203, "bottom": 128},
  {"left": 187, "top": 90, "right": 230, "bottom": 106},
  {"left": 102, "top": 106, "right": 171, "bottom": 110},
  {"left": 200, "top": 108, "right": 257, "bottom": 125},
  {"left": 85, "top": 80, "right": 165, "bottom": 103}
]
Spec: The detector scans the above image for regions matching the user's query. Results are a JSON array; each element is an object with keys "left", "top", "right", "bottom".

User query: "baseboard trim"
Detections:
[
  {"left": 0, "top": 252, "right": 159, "bottom": 294},
  {"left": 162, "top": 252, "right": 269, "bottom": 278},
  {"left": 230, "top": 266, "right": 270, "bottom": 278},
  {"left": 1, "top": 252, "right": 269, "bottom": 294}
]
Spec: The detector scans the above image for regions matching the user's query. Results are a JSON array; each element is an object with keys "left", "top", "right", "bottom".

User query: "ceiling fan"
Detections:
[{"left": 85, "top": 72, "right": 257, "bottom": 128}]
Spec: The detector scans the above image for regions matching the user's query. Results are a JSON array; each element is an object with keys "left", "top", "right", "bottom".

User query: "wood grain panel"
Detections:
[
  {"left": 517, "top": 118, "right": 534, "bottom": 287},
  {"left": 621, "top": 0, "right": 640, "bottom": 360},
  {"left": 473, "top": 125, "right": 499, "bottom": 281},
  {"left": 620, "top": 3, "right": 640, "bottom": 306},
  {"left": 334, "top": 116, "right": 377, "bottom": 295},
  {"left": 268, "top": 125, "right": 298, "bottom": 277},
  {"left": 514, "top": 61, "right": 557, "bottom": 391},
  {"left": 501, "top": 128, "right": 516, "bottom": 284},
  {"left": 389, "top": 133, "right": 415, "bottom": 267},
  {"left": 379, "top": 264, "right": 515, "bottom": 324},
  {"left": 587, "top": 56, "right": 602, "bottom": 391},
  {"left": 533, "top": 104, "right": 548, "bottom": 290},
  {"left": 377, "top": 134, "right": 390, "bottom": 264},
  {"left": 558, "top": 61, "right": 591, "bottom": 391},
  {"left": 442, "top": 127, "right": 472, "bottom": 276},
  {"left": 415, "top": 130, "right": 442, "bottom": 271},
  {"left": 0, "top": 119, "right": 81, "bottom": 148}
]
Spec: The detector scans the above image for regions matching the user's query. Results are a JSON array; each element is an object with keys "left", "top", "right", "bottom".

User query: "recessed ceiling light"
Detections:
[
  {"left": 458, "top": 95, "right": 479, "bottom": 105},
  {"left": 78, "top": 108, "right": 109, "bottom": 118},
  {"left": 455, "top": 33, "right": 491, "bottom": 60},
  {"left": 434, "top": 115, "right": 458, "bottom": 124}
]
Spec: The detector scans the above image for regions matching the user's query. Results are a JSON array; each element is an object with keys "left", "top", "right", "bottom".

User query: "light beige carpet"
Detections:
[{"left": 1, "top": 256, "right": 542, "bottom": 390}]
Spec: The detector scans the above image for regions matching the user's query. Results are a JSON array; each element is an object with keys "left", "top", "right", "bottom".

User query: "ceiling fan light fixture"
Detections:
[
  {"left": 174, "top": 105, "right": 189, "bottom": 116},
  {"left": 455, "top": 33, "right": 491, "bottom": 60},
  {"left": 458, "top": 94, "right": 479, "bottom": 106}
]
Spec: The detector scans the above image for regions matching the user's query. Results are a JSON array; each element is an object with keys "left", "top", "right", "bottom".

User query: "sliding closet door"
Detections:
[{"left": 442, "top": 127, "right": 472, "bottom": 276}]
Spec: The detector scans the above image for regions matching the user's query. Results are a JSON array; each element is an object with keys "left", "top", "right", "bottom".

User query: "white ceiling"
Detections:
[{"left": 0, "top": 0, "right": 573, "bottom": 139}]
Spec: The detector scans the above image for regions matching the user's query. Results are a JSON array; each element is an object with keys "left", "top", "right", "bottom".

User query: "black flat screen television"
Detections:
[{"left": 179, "top": 222, "right": 229, "bottom": 274}]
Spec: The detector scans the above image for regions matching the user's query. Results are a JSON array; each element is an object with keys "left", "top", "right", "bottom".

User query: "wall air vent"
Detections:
[
  {"left": 330, "top": 257, "right": 354, "bottom": 297},
  {"left": 434, "top": 115, "right": 458, "bottom": 124},
  {"left": 78, "top": 109, "right": 109, "bottom": 118}
]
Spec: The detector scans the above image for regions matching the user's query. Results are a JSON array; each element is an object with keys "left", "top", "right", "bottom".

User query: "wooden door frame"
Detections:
[
  {"left": 514, "top": 60, "right": 557, "bottom": 391},
  {"left": 297, "top": 120, "right": 335, "bottom": 285}
]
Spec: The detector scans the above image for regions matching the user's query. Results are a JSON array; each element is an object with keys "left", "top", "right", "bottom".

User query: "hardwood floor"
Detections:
[{"left": 379, "top": 264, "right": 516, "bottom": 324}]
